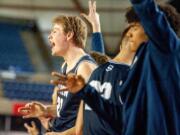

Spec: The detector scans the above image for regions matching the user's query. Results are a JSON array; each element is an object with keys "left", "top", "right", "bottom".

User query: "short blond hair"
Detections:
[{"left": 53, "top": 15, "right": 87, "bottom": 48}]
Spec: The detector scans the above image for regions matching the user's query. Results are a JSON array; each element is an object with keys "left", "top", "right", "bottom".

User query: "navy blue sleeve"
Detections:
[
  {"left": 91, "top": 32, "right": 105, "bottom": 54},
  {"left": 77, "top": 84, "right": 122, "bottom": 132},
  {"left": 130, "top": 0, "right": 180, "bottom": 53}
]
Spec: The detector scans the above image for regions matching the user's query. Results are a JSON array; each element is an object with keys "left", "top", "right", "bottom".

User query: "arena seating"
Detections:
[
  {"left": 0, "top": 22, "right": 34, "bottom": 72},
  {"left": 2, "top": 80, "right": 54, "bottom": 102}
]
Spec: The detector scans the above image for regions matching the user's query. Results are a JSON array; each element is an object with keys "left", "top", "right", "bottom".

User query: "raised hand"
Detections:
[
  {"left": 51, "top": 72, "right": 85, "bottom": 93},
  {"left": 24, "top": 121, "right": 39, "bottom": 135},
  {"left": 81, "top": 0, "right": 101, "bottom": 32},
  {"left": 18, "top": 102, "right": 47, "bottom": 118}
]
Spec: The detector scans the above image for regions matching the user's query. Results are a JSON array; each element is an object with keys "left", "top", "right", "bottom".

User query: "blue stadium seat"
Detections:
[
  {"left": 2, "top": 80, "right": 54, "bottom": 102},
  {"left": 0, "top": 22, "right": 34, "bottom": 72}
]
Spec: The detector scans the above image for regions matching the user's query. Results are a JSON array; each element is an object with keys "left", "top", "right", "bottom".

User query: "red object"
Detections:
[{"left": 12, "top": 102, "right": 26, "bottom": 116}]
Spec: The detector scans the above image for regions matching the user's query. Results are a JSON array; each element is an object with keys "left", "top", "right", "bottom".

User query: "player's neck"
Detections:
[
  {"left": 64, "top": 45, "right": 86, "bottom": 72},
  {"left": 113, "top": 50, "right": 136, "bottom": 66}
]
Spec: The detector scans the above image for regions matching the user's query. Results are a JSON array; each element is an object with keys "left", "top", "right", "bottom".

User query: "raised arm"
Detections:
[
  {"left": 130, "top": 0, "right": 180, "bottom": 53},
  {"left": 81, "top": 0, "right": 105, "bottom": 53}
]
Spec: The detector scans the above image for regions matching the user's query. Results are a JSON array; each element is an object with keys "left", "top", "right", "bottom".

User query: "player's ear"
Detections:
[{"left": 66, "top": 31, "right": 74, "bottom": 41}]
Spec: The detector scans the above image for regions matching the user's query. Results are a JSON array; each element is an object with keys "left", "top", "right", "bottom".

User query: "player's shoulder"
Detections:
[
  {"left": 101, "top": 61, "right": 130, "bottom": 71},
  {"left": 77, "top": 59, "right": 97, "bottom": 73}
]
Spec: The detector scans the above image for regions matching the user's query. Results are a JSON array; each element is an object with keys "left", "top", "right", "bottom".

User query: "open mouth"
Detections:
[{"left": 50, "top": 41, "right": 55, "bottom": 48}]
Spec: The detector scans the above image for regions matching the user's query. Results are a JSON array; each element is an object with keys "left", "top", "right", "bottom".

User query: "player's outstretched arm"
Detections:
[
  {"left": 81, "top": 0, "right": 100, "bottom": 32},
  {"left": 81, "top": 0, "right": 105, "bottom": 53},
  {"left": 18, "top": 102, "right": 56, "bottom": 118}
]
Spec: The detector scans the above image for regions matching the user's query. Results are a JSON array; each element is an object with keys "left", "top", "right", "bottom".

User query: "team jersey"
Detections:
[
  {"left": 51, "top": 55, "right": 96, "bottom": 132},
  {"left": 82, "top": 61, "right": 129, "bottom": 135}
]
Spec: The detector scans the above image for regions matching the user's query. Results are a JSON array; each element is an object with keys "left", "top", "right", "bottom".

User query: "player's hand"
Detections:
[
  {"left": 18, "top": 102, "right": 47, "bottom": 118},
  {"left": 24, "top": 121, "right": 39, "bottom": 135},
  {"left": 81, "top": 0, "right": 101, "bottom": 32},
  {"left": 51, "top": 72, "right": 85, "bottom": 93}
]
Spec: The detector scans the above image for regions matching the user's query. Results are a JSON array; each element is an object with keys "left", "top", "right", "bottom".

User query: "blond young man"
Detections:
[{"left": 19, "top": 15, "right": 97, "bottom": 135}]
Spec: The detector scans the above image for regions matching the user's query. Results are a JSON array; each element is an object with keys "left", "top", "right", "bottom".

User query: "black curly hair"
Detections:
[
  {"left": 125, "top": 7, "right": 140, "bottom": 24},
  {"left": 125, "top": 3, "right": 180, "bottom": 37},
  {"left": 159, "top": 4, "right": 180, "bottom": 37}
]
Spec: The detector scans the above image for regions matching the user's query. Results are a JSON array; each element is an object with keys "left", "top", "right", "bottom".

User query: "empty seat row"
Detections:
[
  {"left": 0, "top": 22, "right": 34, "bottom": 72},
  {"left": 2, "top": 80, "right": 54, "bottom": 102}
]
